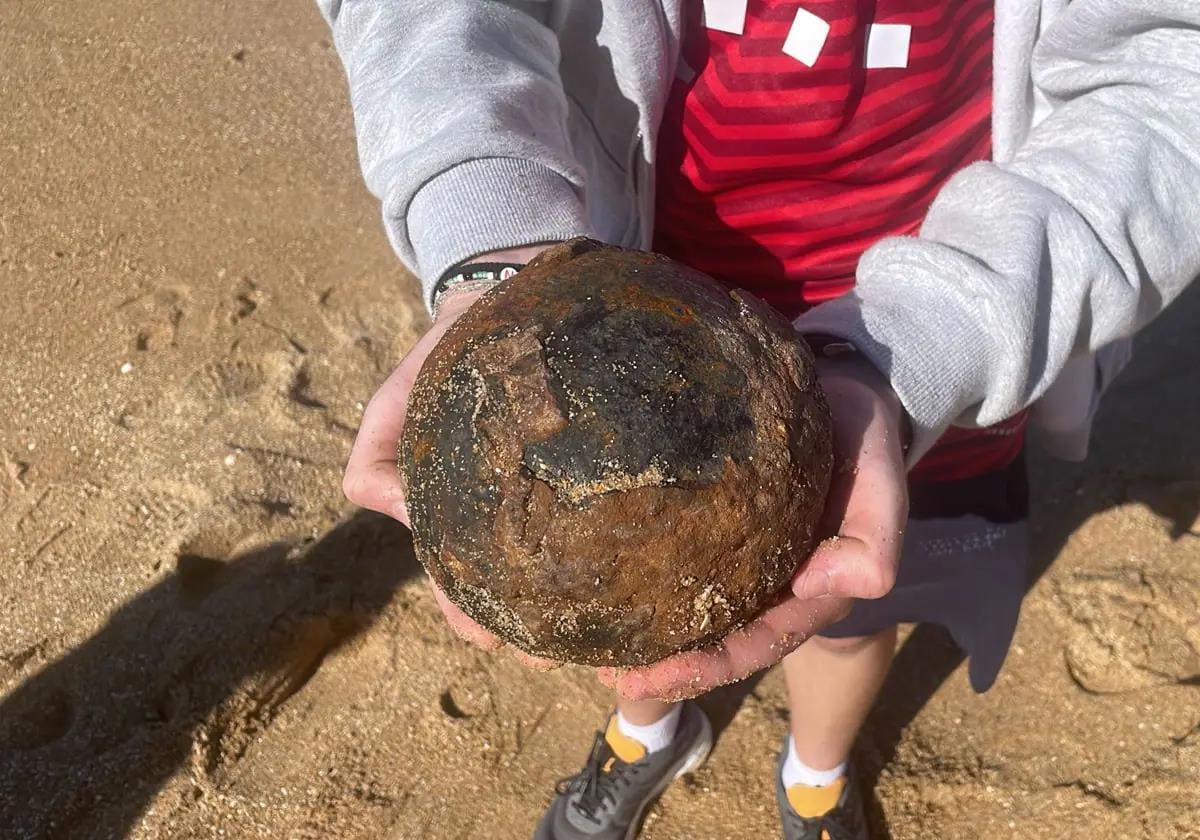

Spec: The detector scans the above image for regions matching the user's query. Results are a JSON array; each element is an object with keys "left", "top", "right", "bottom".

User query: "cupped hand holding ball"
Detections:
[{"left": 343, "top": 241, "right": 908, "bottom": 697}]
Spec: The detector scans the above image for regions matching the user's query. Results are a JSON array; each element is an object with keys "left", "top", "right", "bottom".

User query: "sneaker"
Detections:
[
  {"left": 775, "top": 738, "right": 869, "bottom": 840},
  {"left": 533, "top": 702, "right": 713, "bottom": 839}
]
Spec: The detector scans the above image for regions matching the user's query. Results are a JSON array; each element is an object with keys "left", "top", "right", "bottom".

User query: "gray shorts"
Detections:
[{"left": 819, "top": 459, "right": 1030, "bottom": 693}]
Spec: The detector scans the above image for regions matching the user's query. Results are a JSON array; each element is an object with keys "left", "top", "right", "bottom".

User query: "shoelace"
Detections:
[
  {"left": 554, "top": 731, "right": 635, "bottom": 824},
  {"left": 784, "top": 806, "right": 862, "bottom": 840},
  {"left": 816, "top": 813, "right": 860, "bottom": 840},
  {"left": 782, "top": 788, "right": 863, "bottom": 840}
]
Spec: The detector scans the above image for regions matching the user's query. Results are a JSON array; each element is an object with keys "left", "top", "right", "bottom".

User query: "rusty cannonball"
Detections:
[{"left": 398, "top": 239, "right": 833, "bottom": 666}]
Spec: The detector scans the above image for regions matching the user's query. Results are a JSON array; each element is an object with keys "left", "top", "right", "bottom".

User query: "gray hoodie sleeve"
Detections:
[
  {"left": 795, "top": 0, "right": 1200, "bottom": 463},
  {"left": 317, "top": 0, "right": 591, "bottom": 302}
]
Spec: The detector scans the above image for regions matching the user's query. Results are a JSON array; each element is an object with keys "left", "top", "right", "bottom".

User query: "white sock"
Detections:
[
  {"left": 781, "top": 735, "right": 847, "bottom": 788},
  {"left": 615, "top": 704, "right": 683, "bottom": 754}
]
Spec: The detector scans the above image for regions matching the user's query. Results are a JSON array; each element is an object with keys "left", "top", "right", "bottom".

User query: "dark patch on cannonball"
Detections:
[
  {"left": 399, "top": 239, "right": 833, "bottom": 666},
  {"left": 525, "top": 292, "right": 754, "bottom": 499}
]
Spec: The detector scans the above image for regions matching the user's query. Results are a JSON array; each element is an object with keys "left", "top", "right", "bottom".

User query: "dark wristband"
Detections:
[
  {"left": 803, "top": 333, "right": 861, "bottom": 360},
  {"left": 432, "top": 261, "right": 526, "bottom": 312},
  {"left": 803, "top": 333, "right": 913, "bottom": 454}
]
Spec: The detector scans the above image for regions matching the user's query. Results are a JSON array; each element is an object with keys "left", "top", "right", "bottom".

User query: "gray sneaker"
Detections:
[
  {"left": 775, "top": 737, "right": 868, "bottom": 840},
  {"left": 534, "top": 702, "right": 712, "bottom": 839}
]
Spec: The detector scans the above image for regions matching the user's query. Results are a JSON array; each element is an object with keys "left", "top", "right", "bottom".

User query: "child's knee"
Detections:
[{"left": 810, "top": 631, "right": 885, "bottom": 655}]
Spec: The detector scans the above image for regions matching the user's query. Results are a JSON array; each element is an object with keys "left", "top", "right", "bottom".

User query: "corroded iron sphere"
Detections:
[{"left": 399, "top": 239, "right": 832, "bottom": 666}]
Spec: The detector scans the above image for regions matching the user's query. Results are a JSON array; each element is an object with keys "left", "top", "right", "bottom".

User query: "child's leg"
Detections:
[
  {"left": 611, "top": 624, "right": 897, "bottom": 762},
  {"left": 534, "top": 692, "right": 710, "bottom": 838},
  {"left": 616, "top": 697, "right": 678, "bottom": 726},
  {"left": 773, "top": 629, "right": 895, "bottom": 835},
  {"left": 782, "top": 627, "right": 897, "bottom": 772},
  {"left": 611, "top": 696, "right": 683, "bottom": 755}
]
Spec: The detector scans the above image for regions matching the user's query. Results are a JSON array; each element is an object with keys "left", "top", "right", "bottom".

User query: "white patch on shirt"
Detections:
[
  {"left": 702, "top": 0, "right": 748, "bottom": 35},
  {"left": 782, "top": 7, "right": 831, "bottom": 68},
  {"left": 865, "top": 23, "right": 912, "bottom": 69}
]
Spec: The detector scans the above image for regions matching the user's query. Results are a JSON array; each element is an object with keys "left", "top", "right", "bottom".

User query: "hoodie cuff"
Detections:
[
  {"left": 794, "top": 294, "right": 976, "bottom": 467},
  {"left": 408, "top": 158, "right": 593, "bottom": 309}
]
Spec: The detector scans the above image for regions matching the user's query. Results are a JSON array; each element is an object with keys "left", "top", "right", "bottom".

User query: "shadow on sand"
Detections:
[{"left": 0, "top": 510, "right": 418, "bottom": 839}]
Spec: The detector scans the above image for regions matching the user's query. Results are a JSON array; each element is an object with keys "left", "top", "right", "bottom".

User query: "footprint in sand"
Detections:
[
  {"left": 439, "top": 685, "right": 492, "bottom": 721},
  {"left": 203, "top": 359, "right": 271, "bottom": 399},
  {"left": 0, "top": 683, "right": 75, "bottom": 751},
  {"left": 1056, "top": 565, "right": 1200, "bottom": 694},
  {"left": 194, "top": 353, "right": 332, "bottom": 416},
  {"left": 228, "top": 279, "right": 262, "bottom": 325},
  {"left": 190, "top": 612, "right": 363, "bottom": 780},
  {"left": 126, "top": 284, "right": 189, "bottom": 352},
  {"left": 287, "top": 364, "right": 329, "bottom": 410}
]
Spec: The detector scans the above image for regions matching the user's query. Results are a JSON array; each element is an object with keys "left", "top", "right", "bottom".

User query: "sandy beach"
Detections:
[{"left": 1, "top": 2, "right": 1198, "bottom": 838}]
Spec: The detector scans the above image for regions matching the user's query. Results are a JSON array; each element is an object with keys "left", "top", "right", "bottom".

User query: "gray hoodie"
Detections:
[{"left": 318, "top": 0, "right": 1200, "bottom": 461}]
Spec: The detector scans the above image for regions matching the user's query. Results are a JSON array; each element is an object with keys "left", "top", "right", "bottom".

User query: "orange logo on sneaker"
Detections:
[{"left": 603, "top": 717, "right": 647, "bottom": 764}]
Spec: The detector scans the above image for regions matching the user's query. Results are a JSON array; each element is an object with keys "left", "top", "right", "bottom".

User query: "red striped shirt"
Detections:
[{"left": 653, "top": 0, "right": 1024, "bottom": 481}]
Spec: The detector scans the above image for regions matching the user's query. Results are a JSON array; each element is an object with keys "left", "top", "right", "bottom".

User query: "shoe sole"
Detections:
[{"left": 623, "top": 711, "right": 714, "bottom": 840}]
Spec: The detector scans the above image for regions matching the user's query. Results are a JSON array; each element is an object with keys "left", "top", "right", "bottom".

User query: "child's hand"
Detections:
[
  {"left": 343, "top": 288, "right": 482, "bottom": 529},
  {"left": 343, "top": 279, "right": 561, "bottom": 671},
  {"left": 597, "top": 354, "right": 909, "bottom": 701}
]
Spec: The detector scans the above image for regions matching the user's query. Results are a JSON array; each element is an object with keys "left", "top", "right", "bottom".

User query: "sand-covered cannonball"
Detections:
[{"left": 398, "top": 239, "right": 833, "bottom": 666}]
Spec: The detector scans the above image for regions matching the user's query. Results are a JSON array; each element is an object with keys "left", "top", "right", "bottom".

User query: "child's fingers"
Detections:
[
  {"left": 511, "top": 649, "right": 562, "bottom": 671},
  {"left": 342, "top": 360, "right": 423, "bottom": 522},
  {"left": 595, "top": 666, "right": 622, "bottom": 689},
  {"left": 792, "top": 530, "right": 899, "bottom": 602},
  {"left": 794, "top": 368, "right": 908, "bottom": 602},
  {"left": 431, "top": 581, "right": 505, "bottom": 652},
  {"left": 611, "top": 595, "right": 852, "bottom": 701},
  {"left": 343, "top": 460, "right": 411, "bottom": 526},
  {"left": 614, "top": 653, "right": 708, "bottom": 702},
  {"left": 343, "top": 299, "right": 480, "bottom": 524},
  {"left": 794, "top": 468, "right": 904, "bottom": 602},
  {"left": 343, "top": 323, "right": 453, "bottom": 524},
  {"left": 432, "top": 582, "right": 559, "bottom": 668}
]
